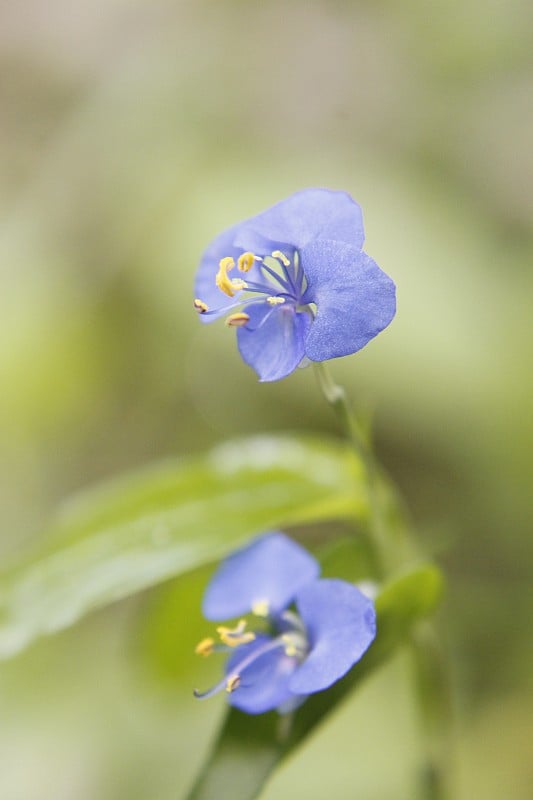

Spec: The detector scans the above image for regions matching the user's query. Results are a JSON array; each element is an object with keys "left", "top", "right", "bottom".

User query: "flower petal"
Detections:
[
  {"left": 233, "top": 189, "right": 365, "bottom": 254},
  {"left": 236, "top": 303, "right": 311, "bottom": 382},
  {"left": 289, "top": 579, "right": 376, "bottom": 694},
  {"left": 202, "top": 532, "right": 320, "bottom": 621},
  {"left": 225, "top": 635, "right": 298, "bottom": 714},
  {"left": 301, "top": 240, "right": 396, "bottom": 361}
]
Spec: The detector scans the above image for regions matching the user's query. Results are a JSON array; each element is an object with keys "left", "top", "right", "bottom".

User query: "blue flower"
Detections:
[
  {"left": 194, "top": 189, "right": 396, "bottom": 382},
  {"left": 194, "top": 532, "right": 376, "bottom": 715}
]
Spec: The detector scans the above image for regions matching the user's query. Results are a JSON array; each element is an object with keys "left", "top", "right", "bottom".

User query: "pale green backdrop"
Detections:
[{"left": 0, "top": 1, "right": 531, "bottom": 798}]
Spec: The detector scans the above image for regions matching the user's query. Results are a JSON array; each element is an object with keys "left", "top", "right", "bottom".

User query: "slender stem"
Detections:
[
  {"left": 313, "top": 362, "right": 372, "bottom": 466},
  {"left": 411, "top": 625, "right": 454, "bottom": 800},
  {"left": 313, "top": 361, "right": 452, "bottom": 800},
  {"left": 314, "top": 362, "right": 401, "bottom": 577}
]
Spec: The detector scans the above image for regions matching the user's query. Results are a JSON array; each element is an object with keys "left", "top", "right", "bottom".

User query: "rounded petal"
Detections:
[
  {"left": 194, "top": 223, "right": 265, "bottom": 322},
  {"left": 233, "top": 189, "right": 365, "bottom": 254},
  {"left": 202, "top": 532, "right": 320, "bottom": 621},
  {"left": 226, "top": 636, "right": 298, "bottom": 714},
  {"left": 301, "top": 240, "right": 396, "bottom": 361},
  {"left": 289, "top": 579, "right": 376, "bottom": 694},
  {"left": 236, "top": 302, "right": 311, "bottom": 382}
]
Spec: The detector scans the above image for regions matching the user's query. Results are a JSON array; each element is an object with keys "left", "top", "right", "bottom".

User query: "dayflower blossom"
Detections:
[
  {"left": 194, "top": 189, "right": 396, "bottom": 381},
  {"left": 193, "top": 532, "right": 376, "bottom": 715}
]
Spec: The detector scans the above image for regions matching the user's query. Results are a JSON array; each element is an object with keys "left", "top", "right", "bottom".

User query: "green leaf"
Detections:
[
  {"left": 0, "top": 435, "right": 365, "bottom": 659},
  {"left": 187, "top": 563, "right": 444, "bottom": 800}
]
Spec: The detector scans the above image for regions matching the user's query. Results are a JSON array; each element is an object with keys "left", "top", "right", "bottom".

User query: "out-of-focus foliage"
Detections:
[
  {"left": 0, "top": 435, "right": 364, "bottom": 658},
  {"left": 0, "top": 1, "right": 531, "bottom": 799}
]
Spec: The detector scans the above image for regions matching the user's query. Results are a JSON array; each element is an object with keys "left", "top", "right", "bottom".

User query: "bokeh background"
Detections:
[{"left": 1, "top": 1, "right": 531, "bottom": 798}]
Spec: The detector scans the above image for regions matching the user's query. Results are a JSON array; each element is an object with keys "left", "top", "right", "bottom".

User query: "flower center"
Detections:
[
  {"left": 194, "top": 249, "right": 307, "bottom": 329},
  {"left": 193, "top": 611, "right": 309, "bottom": 700}
]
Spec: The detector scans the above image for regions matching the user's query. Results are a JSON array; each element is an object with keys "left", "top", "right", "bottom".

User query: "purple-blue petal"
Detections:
[
  {"left": 237, "top": 302, "right": 311, "bottom": 382},
  {"left": 289, "top": 579, "right": 376, "bottom": 694},
  {"left": 300, "top": 240, "right": 396, "bottom": 362},
  {"left": 225, "top": 635, "right": 298, "bottom": 714},
  {"left": 233, "top": 189, "right": 365, "bottom": 254},
  {"left": 202, "top": 532, "right": 320, "bottom": 621}
]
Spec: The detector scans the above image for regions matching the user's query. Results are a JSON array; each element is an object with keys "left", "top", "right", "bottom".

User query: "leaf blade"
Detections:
[{"left": 0, "top": 435, "right": 364, "bottom": 659}]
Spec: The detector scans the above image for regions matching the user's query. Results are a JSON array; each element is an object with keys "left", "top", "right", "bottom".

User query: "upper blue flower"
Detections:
[
  {"left": 194, "top": 532, "right": 376, "bottom": 715},
  {"left": 194, "top": 189, "right": 396, "bottom": 381}
]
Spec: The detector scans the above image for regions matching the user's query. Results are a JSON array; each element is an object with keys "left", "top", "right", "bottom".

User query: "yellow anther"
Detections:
[
  {"left": 252, "top": 599, "right": 270, "bottom": 617},
  {"left": 237, "top": 252, "right": 256, "bottom": 272},
  {"left": 194, "top": 298, "right": 209, "bottom": 314},
  {"left": 218, "top": 618, "right": 246, "bottom": 636},
  {"left": 219, "top": 256, "right": 235, "bottom": 272},
  {"left": 272, "top": 250, "right": 290, "bottom": 267},
  {"left": 282, "top": 634, "right": 297, "bottom": 657},
  {"left": 225, "top": 312, "right": 250, "bottom": 328},
  {"left": 217, "top": 619, "right": 256, "bottom": 647},
  {"left": 216, "top": 257, "right": 242, "bottom": 297},
  {"left": 266, "top": 296, "right": 285, "bottom": 306},
  {"left": 195, "top": 637, "right": 215, "bottom": 657},
  {"left": 226, "top": 674, "right": 241, "bottom": 693}
]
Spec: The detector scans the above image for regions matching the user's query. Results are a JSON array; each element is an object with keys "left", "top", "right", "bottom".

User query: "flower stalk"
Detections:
[
  {"left": 314, "top": 361, "right": 452, "bottom": 800},
  {"left": 313, "top": 361, "right": 405, "bottom": 577}
]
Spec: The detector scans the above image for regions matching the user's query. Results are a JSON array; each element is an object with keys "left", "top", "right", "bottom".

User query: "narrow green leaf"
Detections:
[
  {"left": 0, "top": 436, "right": 364, "bottom": 659},
  {"left": 187, "top": 563, "right": 444, "bottom": 800}
]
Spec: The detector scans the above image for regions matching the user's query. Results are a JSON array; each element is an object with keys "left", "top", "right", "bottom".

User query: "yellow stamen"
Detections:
[
  {"left": 237, "top": 252, "right": 256, "bottom": 272},
  {"left": 282, "top": 634, "right": 297, "bottom": 657},
  {"left": 218, "top": 619, "right": 245, "bottom": 636},
  {"left": 225, "top": 312, "right": 250, "bottom": 328},
  {"left": 195, "top": 637, "right": 215, "bottom": 657},
  {"left": 217, "top": 619, "right": 256, "bottom": 647},
  {"left": 226, "top": 674, "right": 241, "bottom": 693},
  {"left": 272, "top": 250, "right": 290, "bottom": 267},
  {"left": 215, "top": 257, "right": 244, "bottom": 297},
  {"left": 266, "top": 296, "right": 285, "bottom": 306},
  {"left": 252, "top": 599, "right": 270, "bottom": 617},
  {"left": 194, "top": 298, "right": 209, "bottom": 314},
  {"left": 219, "top": 256, "right": 235, "bottom": 271}
]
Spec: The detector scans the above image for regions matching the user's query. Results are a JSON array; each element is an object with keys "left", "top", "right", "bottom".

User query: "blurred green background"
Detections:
[{"left": 1, "top": 1, "right": 531, "bottom": 798}]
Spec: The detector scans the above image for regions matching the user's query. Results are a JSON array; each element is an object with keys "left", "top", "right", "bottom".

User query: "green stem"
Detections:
[
  {"left": 411, "top": 625, "right": 454, "bottom": 800},
  {"left": 313, "top": 362, "right": 373, "bottom": 466},
  {"left": 314, "top": 362, "right": 406, "bottom": 576},
  {"left": 313, "top": 361, "right": 452, "bottom": 800}
]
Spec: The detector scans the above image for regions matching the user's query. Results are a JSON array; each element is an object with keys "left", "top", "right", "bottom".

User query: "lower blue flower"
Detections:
[{"left": 194, "top": 532, "right": 376, "bottom": 714}]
